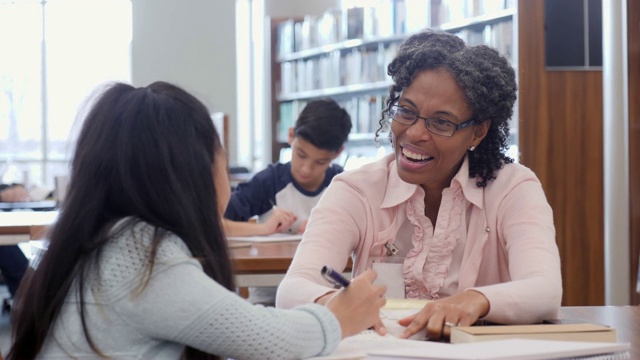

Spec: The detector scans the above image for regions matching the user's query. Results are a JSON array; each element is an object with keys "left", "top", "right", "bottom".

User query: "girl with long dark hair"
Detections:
[{"left": 7, "top": 81, "right": 385, "bottom": 360}]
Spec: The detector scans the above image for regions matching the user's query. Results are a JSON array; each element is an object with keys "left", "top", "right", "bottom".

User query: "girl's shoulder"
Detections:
[{"left": 93, "top": 220, "right": 198, "bottom": 295}]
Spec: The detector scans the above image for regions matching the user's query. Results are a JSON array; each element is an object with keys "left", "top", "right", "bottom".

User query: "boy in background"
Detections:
[{"left": 223, "top": 98, "right": 352, "bottom": 305}]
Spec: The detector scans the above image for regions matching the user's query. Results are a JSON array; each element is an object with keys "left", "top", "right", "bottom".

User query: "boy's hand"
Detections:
[{"left": 261, "top": 208, "right": 297, "bottom": 235}]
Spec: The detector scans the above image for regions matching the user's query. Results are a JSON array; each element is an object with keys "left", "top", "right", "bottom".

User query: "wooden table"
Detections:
[
  {"left": 231, "top": 241, "right": 300, "bottom": 274},
  {"left": 0, "top": 212, "right": 302, "bottom": 288},
  {"left": 559, "top": 306, "right": 640, "bottom": 358},
  {"left": 0, "top": 211, "right": 58, "bottom": 244},
  {"left": 2, "top": 214, "right": 639, "bottom": 357},
  {"left": 230, "top": 240, "right": 301, "bottom": 287},
  {"left": 0, "top": 212, "right": 301, "bottom": 285}
]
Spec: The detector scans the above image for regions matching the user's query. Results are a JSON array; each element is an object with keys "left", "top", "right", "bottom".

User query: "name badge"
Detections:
[{"left": 372, "top": 262, "right": 405, "bottom": 299}]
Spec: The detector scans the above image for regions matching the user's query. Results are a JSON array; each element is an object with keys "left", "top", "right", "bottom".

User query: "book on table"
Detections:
[{"left": 450, "top": 323, "right": 616, "bottom": 344}]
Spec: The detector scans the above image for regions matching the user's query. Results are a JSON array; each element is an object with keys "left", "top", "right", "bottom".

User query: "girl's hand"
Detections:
[{"left": 326, "top": 269, "right": 387, "bottom": 338}]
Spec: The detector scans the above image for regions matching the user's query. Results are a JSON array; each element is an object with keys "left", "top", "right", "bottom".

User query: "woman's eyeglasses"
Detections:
[{"left": 389, "top": 105, "right": 476, "bottom": 137}]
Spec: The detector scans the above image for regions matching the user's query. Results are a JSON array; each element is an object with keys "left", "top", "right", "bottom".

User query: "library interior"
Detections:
[{"left": 0, "top": 0, "right": 639, "bottom": 359}]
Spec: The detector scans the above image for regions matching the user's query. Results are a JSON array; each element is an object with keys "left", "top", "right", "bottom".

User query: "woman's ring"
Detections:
[{"left": 444, "top": 321, "right": 459, "bottom": 327}]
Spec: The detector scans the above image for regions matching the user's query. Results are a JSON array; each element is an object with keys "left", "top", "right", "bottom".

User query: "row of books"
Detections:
[
  {"left": 276, "top": 101, "right": 307, "bottom": 143},
  {"left": 453, "top": 20, "right": 514, "bottom": 61},
  {"left": 435, "top": 0, "right": 515, "bottom": 25},
  {"left": 276, "top": 0, "right": 517, "bottom": 59},
  {"left": 276, "top": 1, "right": 429, "bottom": 58},
  {"left": 279, "top": 17, "right": 512, "bottom": 97},
  {"left": 279, "top": 43, "right": 398, "bottom": 95},
  {"left": 276, "top": 95, "right": 387, "bottom": 144},
  {"left": 340, "top": 94, "right": 387, "bottom": 135}
]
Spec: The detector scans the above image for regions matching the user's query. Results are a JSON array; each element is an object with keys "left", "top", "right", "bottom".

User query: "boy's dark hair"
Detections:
[{"left": 293, "top": 98, "right": 352, "bottom": 152}]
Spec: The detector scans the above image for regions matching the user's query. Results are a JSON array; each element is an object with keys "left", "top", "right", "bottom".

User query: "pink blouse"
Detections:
[{"left": 276, "top": 154, "right": 562, "bottom": 324}]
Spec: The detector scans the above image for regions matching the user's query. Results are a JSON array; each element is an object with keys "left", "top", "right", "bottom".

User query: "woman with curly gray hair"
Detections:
[{"left": 277, "top": 30, "right": 562, "bottom": 341}]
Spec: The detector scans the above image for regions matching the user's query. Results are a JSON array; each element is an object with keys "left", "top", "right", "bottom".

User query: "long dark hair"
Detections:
[{"left": 8, "top": 81, "right": 234, "bottom": 360}]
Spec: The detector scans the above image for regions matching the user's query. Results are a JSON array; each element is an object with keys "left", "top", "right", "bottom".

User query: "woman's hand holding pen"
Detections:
[
  {"left": 261, "top": 208, "right": 297, "bottom": 234},
  {"left": 325, "top": 269, "right": 387, "bottom": 339},
  {"left": 398, "top": 290, "right": 490, "bottom": 340}
]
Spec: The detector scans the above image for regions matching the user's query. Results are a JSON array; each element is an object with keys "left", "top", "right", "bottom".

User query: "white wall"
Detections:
[
  {"left": 128, "top": 0, "right": 339, "bottom": 167},
  {"left": 130, "top": 0, "right": 238, "bottom": 162}
]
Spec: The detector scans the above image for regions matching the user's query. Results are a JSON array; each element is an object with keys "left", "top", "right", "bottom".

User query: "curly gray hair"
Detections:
[{"left": 376, "top": 30, "right": 517, "bottom": 187}]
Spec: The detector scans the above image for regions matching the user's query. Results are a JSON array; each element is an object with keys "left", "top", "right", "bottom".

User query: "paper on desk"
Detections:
[
  {"left": 313, "top": 334, "right": 630, "bottom": 360},
  {"left": 366, "top": 338, "right": 631, "bottom": 359},
  {"left": 314, "top": 298, "right": 431, "bottom": 359},
  {"left": 226, "top": 233, "right": 302, "bottom": 243},
  {"left": 308, "top": 330, "right": 427, "bottom": 360},
  {"left": 383, "top": 298, "right": 430, "bottom": 309},
  {"left": 380, "top": 298, "right": 430, "bottom": 339}
]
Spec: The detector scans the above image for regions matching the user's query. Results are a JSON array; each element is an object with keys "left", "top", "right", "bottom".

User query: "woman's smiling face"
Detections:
[{"left": 391, "top": 68, "right": 489, "bottom": 191}]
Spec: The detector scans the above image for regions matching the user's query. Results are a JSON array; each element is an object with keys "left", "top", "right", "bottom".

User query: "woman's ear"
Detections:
[{"left": 472, "top": 120, "right": 490, "bottom": 144}]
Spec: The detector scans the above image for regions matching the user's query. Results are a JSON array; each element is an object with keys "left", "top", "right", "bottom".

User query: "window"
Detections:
[{"left": 0, "top": 0, "right": 131, "bottom": 187}]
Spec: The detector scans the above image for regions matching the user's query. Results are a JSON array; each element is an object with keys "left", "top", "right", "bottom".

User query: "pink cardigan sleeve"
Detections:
[
  {"left": 470, "top": 174, "right": 562, "bottom": 324},
  {"left": 276, "top": 179, "right": 368, "bottom": 309}
]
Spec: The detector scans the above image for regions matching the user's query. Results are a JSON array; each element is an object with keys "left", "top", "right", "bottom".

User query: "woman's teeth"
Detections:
[{"left": 402, "top": 148, "right": 432, "bottom": 162}]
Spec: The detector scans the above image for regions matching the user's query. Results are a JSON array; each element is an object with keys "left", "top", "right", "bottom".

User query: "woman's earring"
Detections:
[{"left": 468, "top": 145, "right": 476, "bottom": 152}]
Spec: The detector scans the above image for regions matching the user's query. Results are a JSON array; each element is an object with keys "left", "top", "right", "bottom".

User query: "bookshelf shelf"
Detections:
[
  {"left": 277, "top": 81, "right": 390, "bottom": 102},
  {"left": 437, "top": 7, "right": 516, "bottom": 32},
  {"left": 269, "top": 1, "right": 518, "bottom": 164},
  {"left": 278, "top": 35, "right": 408, "bottom": 62},
  {"left": 348, "top": 132, "right": 381, "bottom": 142}
]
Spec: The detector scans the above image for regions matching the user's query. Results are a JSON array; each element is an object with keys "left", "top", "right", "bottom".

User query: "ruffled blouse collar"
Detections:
[{"left": 380, "top": 154, "right": 483, "bottom": 210}]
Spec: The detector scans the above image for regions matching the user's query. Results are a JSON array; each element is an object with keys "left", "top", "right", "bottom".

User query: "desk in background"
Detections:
[
  {"left": 0, "top": 211, "right": 306, "bottom": 289},
  {"left": 0, "top": 211, "right": 58, "bottom": 245},
  {"left": 230, "top": 240, "right": 300, "bottom": 288}
]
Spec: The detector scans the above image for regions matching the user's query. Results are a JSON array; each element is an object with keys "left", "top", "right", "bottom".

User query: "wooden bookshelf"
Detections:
[{"left": 270, "top": 0, "right": 518, "bottom": 165}]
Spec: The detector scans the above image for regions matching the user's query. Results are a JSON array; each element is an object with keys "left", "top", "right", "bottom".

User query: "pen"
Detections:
[{"left": 321, "top": 265, "right": 350, "bottom": 288}]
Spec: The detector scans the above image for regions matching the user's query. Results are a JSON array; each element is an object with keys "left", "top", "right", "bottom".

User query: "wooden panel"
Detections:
[
  {"left": 547, "top": 71, "right": 604, "bottom": 306},
  {"left": 518, "top": 0, "right": 605, "bottom": 306},
  {"left": 628, "top": 0, "right": 640, "bottom": 305}
]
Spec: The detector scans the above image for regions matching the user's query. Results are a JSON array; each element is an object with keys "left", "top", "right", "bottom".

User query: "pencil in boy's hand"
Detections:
[{"left": 321, "top": 265, "right": 350, "bottom": 288}]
